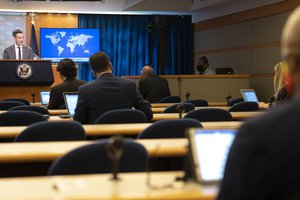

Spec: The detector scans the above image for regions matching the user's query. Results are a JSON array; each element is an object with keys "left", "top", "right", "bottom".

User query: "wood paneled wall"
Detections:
[{"left": 25, "top": 13, "right": 78, "bottom": 86}]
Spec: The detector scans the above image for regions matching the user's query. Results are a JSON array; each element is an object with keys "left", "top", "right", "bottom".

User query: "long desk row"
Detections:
[
  {"left": 0, "top": 171, "right": 217, "bottom": 199},
  {"left": 0, "top": 121, "right": 242, "bottom": 139}
]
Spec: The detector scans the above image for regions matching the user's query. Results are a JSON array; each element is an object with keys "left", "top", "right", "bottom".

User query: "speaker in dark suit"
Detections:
[{"left": 2, "top": 29, "right": 33, "bottom": 60}]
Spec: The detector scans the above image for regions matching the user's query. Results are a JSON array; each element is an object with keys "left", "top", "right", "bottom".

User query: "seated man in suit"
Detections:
[
  {"left": 47, "top": 58, "right": 86, "bottom": 109},
  {"left": 196, "top": 56, "right": 215, "bottom": 75},
  {"left": 218, "top": 6, "right": 300, "bottom": 200},
  {"left": 138, "top": 65, "right": 171, "bottom": 103},
  {"left": 73, "top": 51, "right": 153, "bottom": 124},
  {"left": 3, "top": 29, "right": 33, "bottom": 60}
]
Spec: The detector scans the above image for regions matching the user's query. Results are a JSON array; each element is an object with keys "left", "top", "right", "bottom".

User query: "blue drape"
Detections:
[{"left": 78, "top": 14, "right": 192, "bottom": 81}]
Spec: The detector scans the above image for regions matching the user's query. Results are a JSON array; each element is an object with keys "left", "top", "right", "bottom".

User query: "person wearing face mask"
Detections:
[
  {"left": 196, "top": 56, "right": 215, "bottom": 75},
  {"left": 3, "top": 29, "right": 33, "bottom": 60},
  {"left": 73, "top": 51, "right": 152, "bottom": 124}
]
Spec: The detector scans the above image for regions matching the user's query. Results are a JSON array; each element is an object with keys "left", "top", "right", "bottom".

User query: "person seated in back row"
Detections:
[
  {"left": 47, "top": 58, "right": 87, "bottom": 109},
  {"left": 73, "top": 51, "right": 153, "bottom": 124},
  {"left": 138, "top": 64, "right": 171, "bottom": 103},
  {"left": 196, "top": 56, "right": 215, "bottom": 75}
]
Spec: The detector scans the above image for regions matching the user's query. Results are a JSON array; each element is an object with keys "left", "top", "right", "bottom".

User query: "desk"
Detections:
[
  {"left": 152, "top": 106, "right": 229, "bottom": 113},
  {"left": 151, "top": 102, "right": 227, "bottom": 108},
  {"left": 0, "top": 121, "right": 242, "bottom": 139},
  {"left": 151, "top": 112, "right": 264, "bottom": 122},
  {"left": 0, "top": 138, "right": 188, "bottom": 163},
  {"left": 0, "top": 172, "right": 217, "bottom": 199}
]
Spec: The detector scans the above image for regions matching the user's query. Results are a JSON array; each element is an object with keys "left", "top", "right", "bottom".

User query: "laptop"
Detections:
[
  {"left": 187, "top": 129, "right": 236, "bottom": 184},
  {"left": 215, "top": 68, "right": 234, "bottom": 74},
  {"left": 60, "top": 92, "right": 79, "bottom": 118},
  {"left": 240, "top": 89, "right": 259, "bottom": 103},
  {"left": 39, "top": 91, "right": 50, "bottom": 107}
]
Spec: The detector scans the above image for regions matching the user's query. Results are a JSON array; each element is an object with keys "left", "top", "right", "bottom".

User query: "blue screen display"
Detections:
[{"left": 40, "top": 28, "right": 100, "bottom": 63}]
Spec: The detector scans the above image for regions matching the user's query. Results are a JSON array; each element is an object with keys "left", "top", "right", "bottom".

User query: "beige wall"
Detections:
[{"left": 194, "top": 0, "right": 299, "bottom": 102}]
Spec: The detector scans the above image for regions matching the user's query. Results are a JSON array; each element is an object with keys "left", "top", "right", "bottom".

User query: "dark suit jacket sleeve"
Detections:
[
  {"left": 2, "top": 49, "right": 8, "bottom": 59},
  {"left": 217, "top": 122, "right": 272, "bottom": 200},
  {"left": 73, "top": 88, "right": 88, "bottom": 124},
  {"left": 47, "top": 88, "right": 59, "bottom": 109},
  {"left": 138, "top": 79, "right": 146, "bottom": 97},
  {"left": 133, "top": 89, "right": 153, "bottom": 121}
]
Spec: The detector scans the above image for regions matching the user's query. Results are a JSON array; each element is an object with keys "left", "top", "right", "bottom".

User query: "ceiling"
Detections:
[{"left": 1, "top": 0, "right": 285, "bottom": 22}]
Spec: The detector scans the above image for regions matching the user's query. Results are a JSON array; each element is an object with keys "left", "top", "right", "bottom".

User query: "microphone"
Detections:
[
  {"left": 225, "top": 95, "right": 231, "bottom": 105},
  {"left": 106, "top": 135, "right": 124, "bottom": 180},
  {"left": 176, "top": 104, "right": 185, "bottom": 119},
  {"left": 185, "top": 92, "right": 190, "bottom": 101},
  {"left": 31, "top": 93, "right": 36, "bottom": 103}
]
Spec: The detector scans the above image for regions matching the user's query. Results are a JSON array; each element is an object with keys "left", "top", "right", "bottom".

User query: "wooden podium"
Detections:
[{"left": 0, "top": 60, "right": 54, "bottom": 102}]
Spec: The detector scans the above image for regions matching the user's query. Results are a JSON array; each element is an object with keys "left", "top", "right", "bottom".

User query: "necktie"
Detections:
[{"left": 17, "top": 46, "right": 21, "bottom": 60}]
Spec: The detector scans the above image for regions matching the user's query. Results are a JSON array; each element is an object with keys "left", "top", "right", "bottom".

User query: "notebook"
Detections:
[
  {"left": 240, "top": 89, "right": 259, "bottom": 103},
  {"left": 39, "top": 91, "right": 50, "bottom": 107},
  {"left": 187, "top": 129, "right": 236, "bottom": 184},
  {"left": 60, "top": 92, "right": 79, "bottom": 118}
]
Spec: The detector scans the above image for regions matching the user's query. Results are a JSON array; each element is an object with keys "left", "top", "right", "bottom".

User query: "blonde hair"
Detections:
[{"left": 273, "top": 62, "right": 289, "bottom": 95}]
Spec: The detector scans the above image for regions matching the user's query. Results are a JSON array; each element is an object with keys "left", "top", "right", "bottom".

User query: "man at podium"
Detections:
[{"left": 3, "top": 29, "right": 33, "bottom": 60}]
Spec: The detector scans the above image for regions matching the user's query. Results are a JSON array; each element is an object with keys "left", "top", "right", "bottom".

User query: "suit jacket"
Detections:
[
  {"left": 73, "top": 73, "right": 153, "bottom": 124},
  {"left": 138, "top": 76, "right": 171, "bottom": 103},
  {"left": 47, "top": 79, "right": 87, "bottom": 109},
  {"left": 218, "top": 97, "right": 300, "bottom": 200},
  {"left": 3, "top": 45, "right": 33, "bottom": 59}
]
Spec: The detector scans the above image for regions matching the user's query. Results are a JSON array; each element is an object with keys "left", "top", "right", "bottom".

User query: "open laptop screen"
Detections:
[
  {"left": 63, "top": 92, "right": 79, "bottom": 116},
  {"left": 188, "top": 129, "right": 236, "bottom": 183},
  {"left": 40, "top": 91, "right": 50, "bottom": 106},
  {"left": 240, "top": 89, "right": 259, "bottom": 102}
]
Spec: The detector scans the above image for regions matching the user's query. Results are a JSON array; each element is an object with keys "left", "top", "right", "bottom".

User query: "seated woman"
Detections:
[{"left": 259, "top": 62, "right": 292, "bottom": 109}]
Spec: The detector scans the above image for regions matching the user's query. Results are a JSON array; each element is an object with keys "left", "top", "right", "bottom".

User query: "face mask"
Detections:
[{"left": 196, "top": 65, "right": 205, "bottom": 74}]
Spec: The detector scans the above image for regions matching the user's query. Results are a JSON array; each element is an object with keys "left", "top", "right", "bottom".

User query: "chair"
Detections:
[
  {"left": 184, "top": 108, "right": 233, "bottom": 122},
  {"left": 0, "top": 101, "right": 24, "bottom": 110},
  {"left": 47, "top": 139, "right": 148, "bottom": 175},
  {"left": 2, "top": 98, "right": 30, "bottom": 105},
  {"left": 94, "top": 109, "right": 148, "bottom": 124},
  {"left": 228, "top": 101, "right": 259, "bottom": 112},
  {"left": 163, "top": 103, "right": 195, "bottom": 113},
  {"left": 158, "top": 96, "right": 181, "bottom": 103},
  {"left": 14, "top": 121, "right": 86, "bottom": 142},
  {"left": 0, "top": 110, "right": 47, "bottom": 126},
  {"left": 184, "top": 99, "right": 208, "bottom": 107},
  {"left": 137, "top": 118, "right": 202, "bottom": 139},
  {"left": 227, "top": 98, "right": 244, "bottom": 106},
  {"left": 9, "top": 105, "right": 50, "bottom": 115}
]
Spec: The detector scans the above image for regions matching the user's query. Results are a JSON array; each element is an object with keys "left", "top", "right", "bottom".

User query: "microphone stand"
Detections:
[
  {"left": 106, "top": 135, "right": 124, "bottom": 181},
  {"left": 31, "top": 93, "right": 36, "bottom": 103},
  {"left": 176, "top": 104, "right": 185, "bottom": 119}
]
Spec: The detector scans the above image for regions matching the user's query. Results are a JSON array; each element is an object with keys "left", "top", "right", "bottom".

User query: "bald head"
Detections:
[
  {"left": 282, "top": 6, "right": 300, "bottom": 93},
  {"left": 141, "top": 65, "right": 155, "bottom": 78}
]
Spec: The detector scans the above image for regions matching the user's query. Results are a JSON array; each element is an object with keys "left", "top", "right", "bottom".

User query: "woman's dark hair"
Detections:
[{"left": 57, "top": 58, "right": 77, "bottom": 79}]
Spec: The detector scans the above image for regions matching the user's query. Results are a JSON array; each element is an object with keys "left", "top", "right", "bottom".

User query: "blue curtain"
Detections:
[{"left": 78, "top": 14, "right": 192, "bottom": 81}]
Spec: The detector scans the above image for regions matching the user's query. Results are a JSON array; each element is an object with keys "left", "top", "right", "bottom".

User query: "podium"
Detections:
[{"left": 0, "top": 60, "right": 54, "bottom": 102}]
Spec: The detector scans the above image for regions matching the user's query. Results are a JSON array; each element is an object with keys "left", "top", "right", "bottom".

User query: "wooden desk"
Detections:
[
  {"left": 0, "top": 121, "right": 242, "bottom": 139},
  {"left": 0, "top": 138, "right": 188, "bottom": 163},
  {"left": 151, "top": 102, "right": 227, "bottom": 108},
  {"left": 0, "top": 172, "right": 217, "bottom": 200},
  {"left": 152, "top": 106, "right": 229, "bottom": 113},
  {"left": 151, "top": 112, "right": 264, "bottom": 122}
]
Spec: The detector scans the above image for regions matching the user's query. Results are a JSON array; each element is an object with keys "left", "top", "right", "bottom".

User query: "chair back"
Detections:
[
  {"left": 94, "top": 109, "right": 148, "bottom": 124},
  {"left": 228, "top": 101, "right": 259, "bottom": 112},
  {"left": 137, "top": 118, "right": 202, "bottom": 139},
  {"left": 158, "top": 96, "right": 181, "bottom": 103},
  {"left": 0, "top": 101, "right": 24, "bottom": 110},
  {"left": 227, "top": 98, "right": 244, "bottom": 106},
  {"left": 9, "top": 105, "right": 50, "bottom": 115},
  {"left": 0, "top": 110, "right": 46, "bottom": 126},
  {"left": 14, "top": 121, "right": 86, "bottom": 142},
  {"left": 184, "top": 108, "right": 233, "bottom": 122},
  {"left": 48, "top": 139, "right": 148, "bottom": 175},
  {"left": 163, "top": 103, "right": 195, "bottom": 113},
  {"left": 3, "top": 98, "right": 30, "bottom": 105},
  {"left": 184, "top": 99, "right": 208, "bottom": 107}
]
